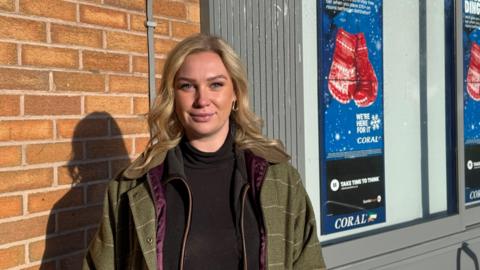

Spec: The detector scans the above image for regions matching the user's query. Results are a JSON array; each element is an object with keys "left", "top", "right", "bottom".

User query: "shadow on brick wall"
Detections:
[{"left": 40, "top": 112, "right": 131, "bottom": 269}]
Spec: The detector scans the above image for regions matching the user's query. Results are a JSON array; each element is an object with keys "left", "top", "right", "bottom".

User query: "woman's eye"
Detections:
[
  {"left": 211, "top": 82, "right": 224, "bottom": 89},
  {"left": 178, "top": 83, "right": 193, "bottom": 90}
]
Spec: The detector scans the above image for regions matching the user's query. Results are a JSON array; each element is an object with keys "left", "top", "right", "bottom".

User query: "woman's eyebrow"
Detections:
[
  {"left": 175, "top": 76, "right": 195, "bottom": 82},
  {"left": 175, "top": 74, "right": 227, "bottom": 82},
  {"left": 206, "top": 75, "right": 227, "bottom": 81}
]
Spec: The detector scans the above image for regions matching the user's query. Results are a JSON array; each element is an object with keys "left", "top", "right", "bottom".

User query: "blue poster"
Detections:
[
  {"left": 318, "top": 0, "right": 385, "bottom": 234},
  {"left": 463, "top": 0, "right": 480, "bottom": 205}
]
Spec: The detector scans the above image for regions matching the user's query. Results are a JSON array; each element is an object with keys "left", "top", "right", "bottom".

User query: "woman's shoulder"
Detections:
[
  {"left": 267, "top": 161, "right": 301, "bottom": 178},
  {"left": 102, "top": 149, "right": 168, "bottom": 201},
  {"left": 120, "top": 149, "right": 168, "bottom": 180},
  {"left": 264, "top": 161, "right": 304, "bottom": 190}
]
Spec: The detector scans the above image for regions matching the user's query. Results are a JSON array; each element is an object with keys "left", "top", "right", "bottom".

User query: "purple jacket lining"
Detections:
[{"left": 148, "top": 164, "right": 166, "bottom": 269}]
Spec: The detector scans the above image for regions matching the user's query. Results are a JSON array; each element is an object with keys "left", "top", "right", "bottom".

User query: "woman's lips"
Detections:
[{"left": 190, "top": 112, "right": 214, "bottom": 122}]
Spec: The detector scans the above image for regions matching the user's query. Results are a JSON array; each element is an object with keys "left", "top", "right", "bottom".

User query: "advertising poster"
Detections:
[
  {"left": 464, "top": 0, "right": 480, "bottom": 205},
  {"left": 318, "top": 0, "right": 385, "bottom": 234}
]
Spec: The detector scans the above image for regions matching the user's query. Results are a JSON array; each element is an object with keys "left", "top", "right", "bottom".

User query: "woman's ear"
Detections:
[{"left": 232, "top": 99, "right": 238, "bottom": 112}]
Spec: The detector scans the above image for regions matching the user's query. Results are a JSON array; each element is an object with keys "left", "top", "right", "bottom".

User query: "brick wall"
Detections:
[{"left": 0, "top": 0, "right": 199, "bottom": 269}]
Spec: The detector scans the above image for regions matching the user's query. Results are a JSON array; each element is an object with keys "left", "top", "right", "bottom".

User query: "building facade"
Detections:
[{"left": 1, "top": 0, "right": 480, "bottom": 269}]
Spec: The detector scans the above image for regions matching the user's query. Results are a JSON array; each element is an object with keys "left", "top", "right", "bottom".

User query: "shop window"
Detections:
[{"left": 318, "top": 0, "right": 456, "bottom": 242}]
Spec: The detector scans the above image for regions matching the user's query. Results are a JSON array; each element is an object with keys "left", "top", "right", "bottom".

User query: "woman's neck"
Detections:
[{"left": 185, "top": 125, "right": 230, "bottom": 153}]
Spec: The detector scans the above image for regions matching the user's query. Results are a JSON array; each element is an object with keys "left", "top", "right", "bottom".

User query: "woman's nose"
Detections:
[{"left": 194, "top": 86, "right": 210, "bottom": 107}]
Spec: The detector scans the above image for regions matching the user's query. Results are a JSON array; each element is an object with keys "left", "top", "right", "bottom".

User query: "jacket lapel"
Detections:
[{"left": 127, "top": 182, "right": 157, "bottom": 270}]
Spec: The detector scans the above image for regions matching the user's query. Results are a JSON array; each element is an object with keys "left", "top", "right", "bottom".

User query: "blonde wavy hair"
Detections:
[{"left": 139, "top": 34, "right": 289, "bottom": 168}]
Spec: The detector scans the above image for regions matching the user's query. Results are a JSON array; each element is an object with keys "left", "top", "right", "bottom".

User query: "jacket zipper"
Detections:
[
  {"left": 253, "top": 162, "right": 269, "bottom": 270},
  {"left": 240, "top": 184, "right": 250, "bottom": 270},
  {"left": 165, "top": 177, "right": 193, "bottom": 270}
]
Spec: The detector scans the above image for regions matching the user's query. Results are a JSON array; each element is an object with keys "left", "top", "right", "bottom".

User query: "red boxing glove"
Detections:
[
  {"left": 467, "top": 42, "right": 480, "bottom": 101},
  {"left": 328, "top": 28, "right": 358, "bottom": 104},
  {"left": 353, "top": 32, "right": 378, "bottom": 107}
]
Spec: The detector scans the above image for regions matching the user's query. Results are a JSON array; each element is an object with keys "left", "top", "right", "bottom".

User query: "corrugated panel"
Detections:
[{"left": 200, "top": 0, "right": 305, "bottom": 178}]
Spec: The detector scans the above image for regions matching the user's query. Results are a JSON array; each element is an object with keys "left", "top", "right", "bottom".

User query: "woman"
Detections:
[{"left": 83, "top": 34, "right": 326, "bottom": 270}]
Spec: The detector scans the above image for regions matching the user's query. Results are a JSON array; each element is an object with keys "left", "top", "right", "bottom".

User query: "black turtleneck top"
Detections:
[{"left": 180, "top": 134, "right": 241, "bottom": 270}]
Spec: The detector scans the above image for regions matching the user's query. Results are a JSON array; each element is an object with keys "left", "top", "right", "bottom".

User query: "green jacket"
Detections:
[{"left": 83, "top": 148, "right": 326, "bottom": 270}]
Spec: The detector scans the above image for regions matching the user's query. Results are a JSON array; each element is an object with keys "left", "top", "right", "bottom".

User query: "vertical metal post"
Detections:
[
  {"left": 145, "top": 0, "right": 157, "bottom": 108},
  {"left": 419, "top": 0, "right": 430, "bottom": 217}
]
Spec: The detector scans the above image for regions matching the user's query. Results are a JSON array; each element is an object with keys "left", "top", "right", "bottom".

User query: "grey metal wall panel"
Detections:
[{"left": 200, "top": 0, "right": 305, "bottom": 178}]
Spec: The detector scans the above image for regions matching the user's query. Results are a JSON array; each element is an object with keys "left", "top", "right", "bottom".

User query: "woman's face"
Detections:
[{"left": 174, "top": 51, "right": 236, "bottom": 147}]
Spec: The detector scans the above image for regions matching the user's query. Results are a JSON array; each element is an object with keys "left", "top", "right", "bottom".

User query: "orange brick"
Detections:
[
  {"left": 0, "top": 95, "right": 20, "bottom": 116},
  {"left": 0, "top": 42, "right": 16, "bottom": 64},
  {"left": 0, "top": 245, "right": 24, "bottom": 269},
  {"left": 135, "top": 136, "right": 150, "bottom": 154},
  {"left": 109, "top": 75, "right": 148, "bottom": 93},
  {"left": 155, "top": 38, "right": 177, "bottom": 54},
  {"left": 87, "top": 182, "right": 107, "bottom": 204},
  {"left": 83, "top": 51, "right": 129, "bottom": 72},
  {"left": 0, "top": 196, "right": 23, "bottom": 218},
  {"left": 0, "top": 68, "right": 49, "bottom": 91},
  {"left": 172, "top": 21, "right": 200, "bottom": 38},
  {"left": 0, "top": 168, "right": 52, "bottom": 193},
  {"left": 57, "top": 118, "right": 109, "bottom": 139},
  {"left": 104, "top": 0, "right": 143, "bottom": 10},
  {"left": 130, "top": 14, "right": 169, "bottom": 36},
  {"left": 29, "top": 231, "right": 84, "bottom": 261},
  {"left": 106, "top": 31, "right": 147, "bottom": 53},
  {"left": 23, "top": 45, "right": 78, "bottom": 69},
  {"left": 86, "top": 138, "right": 132, "bottom": 159},
  {"left": 51, "top": 24, "right": 103, "bottom": 48},
  {"left": 57, "top": 205, "right": 102, "bottom": 232},
  {"left": 28, "top": 187, "right": 83, "bottom": 213},
  {"left": 80, "top": 5, "right": 127, "bottom": 29},
  {"left": 0, "top": 0, "right": 15, "bottom": 11},
  {"left": 114, "top": 118, "right": 148, "bottom": 135},
  {"left": 0, "top": 16, "right": 46, "bottom": 41},
  {"left": 134, "top": 96, "right": 149, "bottom": 114},
  {"left": 132, "top": 56, "right": 165, "bottom": 74},
  {"left": 53, "top": 71, "right": 105, "bottom": 92},
  {"left": 186, "top": 2, "right": 200, "bottom": 23},
  {"left": 0, "top": 145, "right": 21, "bottom": 167},
  {"left": 0, "top": 120, "right": 53, "bottom": 141},
  {"left": 20, "top": 0, "right": 77, "bottom": 21},
  {"left": 85, "top": 95, "right": 131, "bottom": 114},
  {"left": 0, "top": 215, "right": 53, "bottom": 245},
  {"left": 153, "top": 0, "right": 187, "bottom": 19},
  {"left": 25, "top": 95, "right": 81, "bottom": 116},
  {"left": 58, "top": 161, "right": 109, "bottom": 185},
  {"left": 26, "top": 142, "right": 82, "bottom": 164}
]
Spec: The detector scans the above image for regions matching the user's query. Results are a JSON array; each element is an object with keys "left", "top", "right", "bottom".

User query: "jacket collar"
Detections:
[
  {"left": 162, "top": 145, "right": 187, "bottom": 182},
  {"left": 123, "top": 140, "right": 269, "bottom": 188},
  {"left": 123, "top": 149, "right": 167, "bottom": 180}
]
